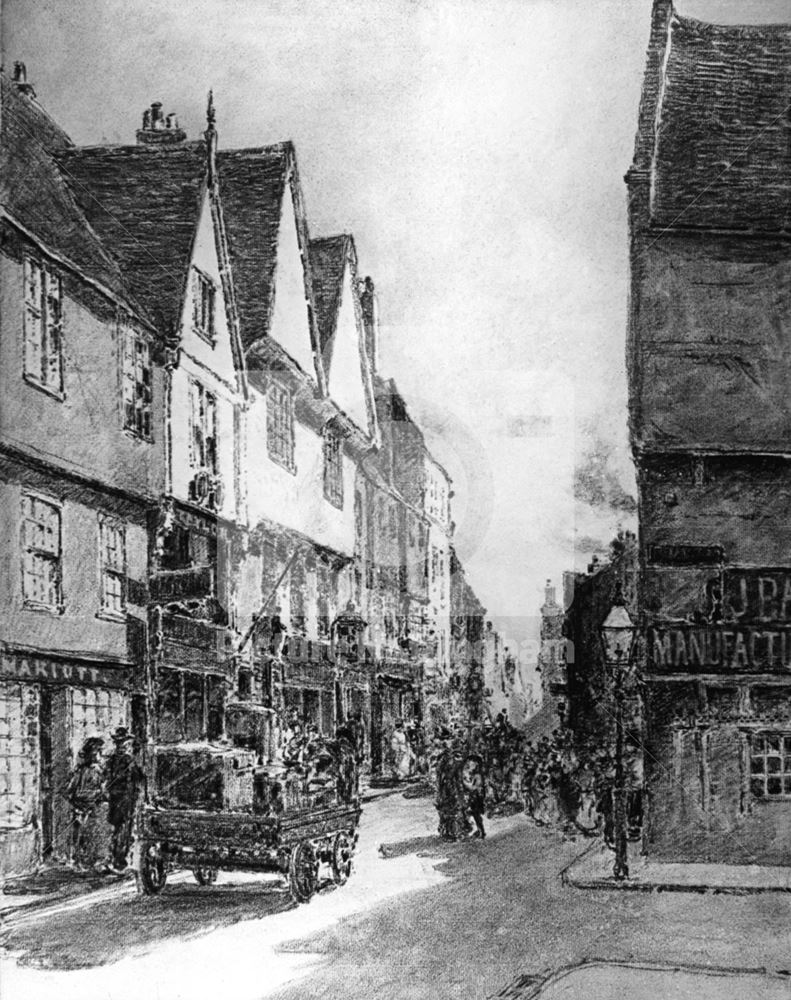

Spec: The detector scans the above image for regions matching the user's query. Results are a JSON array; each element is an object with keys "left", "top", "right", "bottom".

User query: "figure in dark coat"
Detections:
[
  {"left": 434, "top": 735, "right": 469, "bottom": 841},
  {"left": 105, "top": 728, "right": 144, "bottom": 871},
  {"left": 67, "top": 737, "right": 105, "bottom": 869}
]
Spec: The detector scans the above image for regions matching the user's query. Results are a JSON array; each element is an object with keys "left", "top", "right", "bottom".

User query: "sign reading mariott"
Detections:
[{"left": 649, "top": 569, "right": 791, "bottom": 673}]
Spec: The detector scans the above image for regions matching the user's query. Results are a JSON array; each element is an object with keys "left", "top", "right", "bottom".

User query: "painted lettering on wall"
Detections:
[
  {"left": 648, "top": 626, "right": 791, "bottom": 672},
  {"left": 724, "top": 569, "right": 791, "bottom": 622}
]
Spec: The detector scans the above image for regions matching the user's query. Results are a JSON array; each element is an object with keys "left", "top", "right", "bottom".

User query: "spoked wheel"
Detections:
[
  {"left": 138, "top": 842, "right": 167, "bottom": 895},
  {"left": 331, "top": 831, "right": 354, "bottom": 885},
  {"left": 193, "top": 867, "right": 218, "bottom": 886},
  {"left": 288, "top": 840, "right": 318, "bottom": 903}
]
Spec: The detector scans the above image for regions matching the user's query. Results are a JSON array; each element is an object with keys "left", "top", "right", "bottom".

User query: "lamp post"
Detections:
[{"left": 599, "top": 600, "right": 636, "bottom": 881}]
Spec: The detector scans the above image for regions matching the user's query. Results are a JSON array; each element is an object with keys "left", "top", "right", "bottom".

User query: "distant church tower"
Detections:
[{"left": 538, "top": 579, "right": 565, "bottom": 708}]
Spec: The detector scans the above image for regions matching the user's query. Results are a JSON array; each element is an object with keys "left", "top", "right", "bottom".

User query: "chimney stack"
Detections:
[
  {"left": 12, "top": 61, "right": 35, "bottom": 97},
  {"left": 136, "top": 101, "right": 187, "bottom": 145}
]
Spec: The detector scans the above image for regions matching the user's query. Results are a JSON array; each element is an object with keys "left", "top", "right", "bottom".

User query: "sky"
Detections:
[{"left": 4, "top": 0, "right": 791, "bottom": 672}]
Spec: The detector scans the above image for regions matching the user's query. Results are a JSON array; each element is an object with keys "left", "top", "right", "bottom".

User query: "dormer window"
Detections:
[{"left": 191, "top": 268, "right": 216, "bottom": 344}]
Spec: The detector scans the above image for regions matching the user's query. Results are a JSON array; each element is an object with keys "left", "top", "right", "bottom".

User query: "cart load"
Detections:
[{"left": 136, "top": 736, "right": 362, "bottom": 902}]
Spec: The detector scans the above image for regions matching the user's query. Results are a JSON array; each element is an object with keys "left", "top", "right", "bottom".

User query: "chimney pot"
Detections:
[
  {"left": 137, "top": 100, "right": 187, "bottom": 146},
  {"left": 11, "top": 61, "right": 35, "bottom": 96}
]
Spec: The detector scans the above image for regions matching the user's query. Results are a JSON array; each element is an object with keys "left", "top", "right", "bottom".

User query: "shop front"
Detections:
[{"left": 0, "top": 651, "right": 139, "bottom": 876}]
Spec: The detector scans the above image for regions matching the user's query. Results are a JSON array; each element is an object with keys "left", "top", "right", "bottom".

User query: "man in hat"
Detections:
[{"left": 104, "top": 727, "right": 145, "bottom": 872}]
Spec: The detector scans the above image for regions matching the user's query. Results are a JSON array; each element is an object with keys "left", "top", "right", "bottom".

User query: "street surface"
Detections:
[{"left": 2, "top": 791, "right": 790, "bottom": 1000}]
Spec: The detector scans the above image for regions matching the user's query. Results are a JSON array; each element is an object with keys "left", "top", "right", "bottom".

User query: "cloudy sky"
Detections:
[{"left": 5, "top": 0, "right": 789, "bottom": 668}]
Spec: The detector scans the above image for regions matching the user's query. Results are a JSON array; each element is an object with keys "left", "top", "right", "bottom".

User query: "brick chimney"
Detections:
[
  {"left": 136, "top": 102, "right": 187, "bottom": 145},
  {"left": 12, "top": 61, "right": 35, "bottom": 97}
]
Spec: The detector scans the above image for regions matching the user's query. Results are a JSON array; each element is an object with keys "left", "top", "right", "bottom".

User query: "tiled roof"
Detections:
[
  {"left": 651, "top": 12, "right": 791, "bottom": 231},
  {"left": 0, "top": 73, "right": 125, "bottom": 300},
  {"left": 309, "top": 234, "right": 349, "bottom": 374},
  {"left": 217, "top": 144, "right": 291, "bottom": 352},
  {"left": 56, "top": 142, "right": 207, "bottom": 333}
]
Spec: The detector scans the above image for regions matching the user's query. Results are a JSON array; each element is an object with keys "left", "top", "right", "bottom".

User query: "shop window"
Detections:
[
  {"left": 99, "top": 516, "right": 126, "bottom": 616},
  {"left": 0, "top": 683, "right": 40, "bottom": 829},
  {"left": 157, "top": 668, "right": 224, "bottom": 743},
  {"left": 750, "top": 733, "right": 791, "bottom": 799},
  {"left": 70, "top": 687, "right": 128, "bottom": 760},
  {"left": 317, "top": 562, "right": 331, "bottom": 639},
  {"left": 21, "top": 493, "right": 62, "bottom": 611},
  {"left": 157, "top": 670, "right": 182, "bottom": 743},
  {"left": 192, "top": 268, "right": 216, "bottom": 344},
  {"left": 267, "top": 381, "right": 295, "bottom": 472},
  {"left": 24, "top": 256, "right": 63, "bottom": 395},
  {"left": 303, "top": 689, "right": 320, "bottom": 728},
  {"left": 290, "top": 556, "right": 306, "bottom": 634},
  {"left": 323, "top": 426, "right": 344, "bottom": 508},
  {"left": 121, "top": 327, "right": 152, "bottom": 439}
]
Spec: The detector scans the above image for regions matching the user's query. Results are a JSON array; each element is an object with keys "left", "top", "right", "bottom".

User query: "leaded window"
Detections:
[
  {"left": 267, "top": 381, "right": 295, "bottom": 471},
  {"left": 99, "top": 516, "right": 126, "bottom": 615},
  {"left": 24, "top": 257, "right": 62, "bottom": 394},
  {"left": 750, "top": 733, "right": 791, "bottom": 799},
  {"left": 189, "top": 379, "right": 218, "bottom": 473},
  {"left": 121, "top": 327, "right": 152, "bottom": 438},
  {"left": 323, "top": 426, "right": 344, "bottom": 508},
  {"left": 21, "top": 494, "right": 62, "bottom": 610},
  {"left": 192, "top": 268, "right": 216, "bottom": 343}
]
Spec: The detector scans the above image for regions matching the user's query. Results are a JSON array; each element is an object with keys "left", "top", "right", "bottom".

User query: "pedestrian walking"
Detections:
[
  {"left": 105, "top": 727, "right": 145, "bottom": 872},
  {"left": 434, "top": 730, "right": 468, "bottom": 841},
  {"left": 461, "top": 753, "right": 486, "bottom": 839},
  {"left": 67, "top": 737, "right": 106, "bottom": 869},
  {"left": 390, "top": 719, "right": 412, "bottom": 782}
]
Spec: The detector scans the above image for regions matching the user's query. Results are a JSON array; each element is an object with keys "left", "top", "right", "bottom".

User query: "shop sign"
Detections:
[
  {"left": 648, "top": 625, "right": 791, "bottom": 673},
  {"left": 647, "top": 544, "right": 724, "bottom": 565},
  {"left": 1, "top": 653, "right": 133, "bottom": 688},
  {"left": 723, "top": 569, "right": 791, "bottom": 622}
]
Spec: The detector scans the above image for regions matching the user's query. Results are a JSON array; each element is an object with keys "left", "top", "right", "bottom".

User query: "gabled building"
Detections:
[
  {"left": 0, "top": 68, "right": 163, "bottom": 873},
  {"left": 628, "top": 1, "right": 791, "bottom": 863}
]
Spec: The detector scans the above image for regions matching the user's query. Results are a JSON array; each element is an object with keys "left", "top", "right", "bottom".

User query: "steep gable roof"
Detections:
[
  {"left": 0, "top": 72, "right": 125, "bottom": 300},
  {"left": 56, "top": 141, "right": 208, "bottom": 333},
  {"left": 310, "top": 234, "right": 349, "bottom": 372},
  {"left": 645, "top": 6, "right": 791, "bottom": 231},
  {"left": 217, "top": 144, "right": 290, "bottom": 352}
]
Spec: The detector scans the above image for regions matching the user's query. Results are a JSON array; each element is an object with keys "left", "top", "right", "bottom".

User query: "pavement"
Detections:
[
  {"left": 2, "top": 795, "right": 791, "bottom": 1000},
  {"left": 494, "top": 960, "right": 791, "bottom": 1000},
  {"left": 562, "top": 840, "right": 791, "bottom": 894}
]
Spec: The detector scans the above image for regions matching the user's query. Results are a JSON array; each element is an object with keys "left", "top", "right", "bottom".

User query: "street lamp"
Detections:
[{"left": 599, "top": 600, "right": 636, "bottom": 881}]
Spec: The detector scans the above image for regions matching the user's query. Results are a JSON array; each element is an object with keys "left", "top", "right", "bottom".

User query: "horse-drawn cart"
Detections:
[{"left": 135, "top": 742, "right": 362, "bottom": 903}]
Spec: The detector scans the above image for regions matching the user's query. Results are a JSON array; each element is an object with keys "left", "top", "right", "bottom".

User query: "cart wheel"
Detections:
[
  {"left": 193, "top": 867, "right": 218, "bottom": 886},
  {"left": 288, "top": 841, "right": 318, "bottom": 903},
  {"left": 331, "top": 831, "right": 354, "bottom": 885},
  {"left": 138, "top": 842, "right": 167, "bottom": 895}
]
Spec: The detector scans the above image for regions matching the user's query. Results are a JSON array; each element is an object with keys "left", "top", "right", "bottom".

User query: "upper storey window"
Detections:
[
  {"left": 24, "top": 257, "right": 63, "bottom": 396},
  {"left": 323, "top": 426, "right": 344, "bottom": 509},
  {"left": 189, "top": 379, "right": 218, "bottom": 474},
  {"left": 191, "top": 268, "right": 216, "bottom": 344},
  {"left": 121, "top": 327, "right": 152, "bottom": 439},
  {"left": 267, "top": 381, "right": 295, "bottom": 473}
]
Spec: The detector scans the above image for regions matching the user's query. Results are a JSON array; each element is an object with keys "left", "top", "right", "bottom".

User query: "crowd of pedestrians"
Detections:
[{"left": 431, "top": 711, "right": 643, "bottom": 845}]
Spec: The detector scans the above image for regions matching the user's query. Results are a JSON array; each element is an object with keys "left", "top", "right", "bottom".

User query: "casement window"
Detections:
[
  {"left": 189, "top": 379, "right": 218, "bottom": 473},
  {"left": 121, "top": 327, "right": 152, "bottom": 439},
  {"left": 267, "top": 381, "right": 295, "bottom": 471},
  {"left": 21, "top": 494, "right": 62, "bottom": 610},
  {"left": 750, "top": 733, "right": 791, "bottom": 799},
  {"left": 24, "top": 257, "right": 63, "bottom": 394},
  {"left": 192, "top": 268, "right": 216, "bottom": 343},
  {"left": 99, "top": 516, "right": 126, "bottom": 616},
  {"left": 431, "top": 546, "right": 439, "bottom": 585},
  {"left": 322, "top": 426, "right": 344, "bottom": 508}
]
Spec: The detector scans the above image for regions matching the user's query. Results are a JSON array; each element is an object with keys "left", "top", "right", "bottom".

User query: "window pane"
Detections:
[
  {"left": 157, "top": 670, "right": 182, "bottom": 743},
  {"left": 184, "top": 673, "right": 204, "bottom": 741}
]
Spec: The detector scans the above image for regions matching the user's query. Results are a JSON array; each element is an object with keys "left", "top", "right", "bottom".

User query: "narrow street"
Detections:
[{"left": 3, "top": 791, "right": 790, "bottom": 1000}]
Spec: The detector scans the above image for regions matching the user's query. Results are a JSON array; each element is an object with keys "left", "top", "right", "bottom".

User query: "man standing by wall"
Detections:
[{"left": 105, "top": 728, "right": 145, "bottom": 873}]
